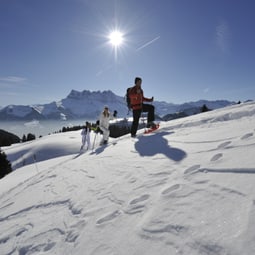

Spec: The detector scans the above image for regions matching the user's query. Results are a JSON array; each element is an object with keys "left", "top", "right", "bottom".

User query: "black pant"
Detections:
[{"left": 131, "top": 104, "right": 155, "bottom": 136}]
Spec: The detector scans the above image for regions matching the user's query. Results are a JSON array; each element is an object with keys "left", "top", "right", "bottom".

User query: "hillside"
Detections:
[
  {"left": 1, "top": 101, "right": 255, "bottom": 255},
  {"left": 0, "top": 129, "right": 20, "bottom": 147}
]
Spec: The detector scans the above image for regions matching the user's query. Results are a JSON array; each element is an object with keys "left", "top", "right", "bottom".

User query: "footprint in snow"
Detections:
[
  {"left": 96, "top": 210, "right": 121, "bottom": 225},
  {"left": 217, "top": 141, "right": 231, "bottom": 149},
  {"left": 241, "top": 133, "right": 253, "bottom": 140},
  {"left": 124, "top": 194, "right": 150, "bottom": 215},
  {"left": 184, "top": 165, "right": 200, "bottom": 175},
  {"left": 124, "top": 204, "right": 146, "bottom": 215},
  {"left": 161, "top": 184, "right": 181, "bottom": 196},
  {"left": 129, "top": 194, "right": 150, "bottom": 205},
  {"left": 210, "top": 153, "right": 223, "bottom": 162}
]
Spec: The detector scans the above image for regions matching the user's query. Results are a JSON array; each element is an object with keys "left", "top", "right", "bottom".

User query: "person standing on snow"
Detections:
[
  {"left": 80, "top": 121, "right": 91, "bottom": 150},
  {"left": 129, "top": 77, "right": 155, "bottom": 138},
  {"left": 99, "top": 106, "right": 115, "bottom": 145}
]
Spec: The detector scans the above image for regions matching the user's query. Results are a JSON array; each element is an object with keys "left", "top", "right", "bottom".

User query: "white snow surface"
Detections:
[{"left": 1, "top": 101, "right": 255, "bottom": 255}]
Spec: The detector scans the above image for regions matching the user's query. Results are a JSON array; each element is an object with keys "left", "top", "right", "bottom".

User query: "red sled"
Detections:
[{"left": 144, "top": 123, "right": 160, "bottom": 134}]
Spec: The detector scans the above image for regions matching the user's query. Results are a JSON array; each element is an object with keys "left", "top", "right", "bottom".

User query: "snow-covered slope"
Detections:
[{"left": 1, "top": 101, "right": 255, "bottom": 255}]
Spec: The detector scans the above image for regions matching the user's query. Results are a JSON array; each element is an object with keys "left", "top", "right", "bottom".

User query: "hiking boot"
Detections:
[
  {"left": 100, "top": 140, "right": 108, "bottom": 145},
  {"left": 131, "top": 134, "right": 136, "bottom": 138},
  {"left": 147, "top": 122, "right": 156, "bottom": 128}
]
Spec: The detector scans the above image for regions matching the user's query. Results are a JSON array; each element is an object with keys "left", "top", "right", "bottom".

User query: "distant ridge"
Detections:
[{"left": 0, "top": 89, "right": 236, "bottom": 121}]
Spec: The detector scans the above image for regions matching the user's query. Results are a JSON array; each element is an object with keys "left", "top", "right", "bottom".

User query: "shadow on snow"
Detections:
[
  {"left": 90, "top": 145, "right": 108, "bottom": 155},
  {"left": 200, "top": 168, "right": 255, "bottom": 174},
  {"left": 135, "top": 131, "right": 187, "bottom": 162}
]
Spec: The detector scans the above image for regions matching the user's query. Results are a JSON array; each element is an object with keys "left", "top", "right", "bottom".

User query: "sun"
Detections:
[
  {"left": 105, "top": 29, "right": 126, "bottom": 60},
  {"left": 108, "top": 30, "right": 124, "bottom": 47}
]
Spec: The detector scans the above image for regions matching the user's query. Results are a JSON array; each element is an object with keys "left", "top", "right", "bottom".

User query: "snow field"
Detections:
[{"left": 1, "top": 101, "right": 255, "bottom": 254}]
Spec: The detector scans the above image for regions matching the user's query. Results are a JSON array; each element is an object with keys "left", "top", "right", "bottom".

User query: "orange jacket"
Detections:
[{"left": 128, "top": 85, "right": 152, "bottom": 110}]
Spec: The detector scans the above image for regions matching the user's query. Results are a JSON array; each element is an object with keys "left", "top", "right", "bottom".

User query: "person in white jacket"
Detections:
[
  {"left": 99, "top": 106, "right": 114, "bottom": 145},
  {"left": 80, "top": 122, "right": 91, "bottom": 150}
]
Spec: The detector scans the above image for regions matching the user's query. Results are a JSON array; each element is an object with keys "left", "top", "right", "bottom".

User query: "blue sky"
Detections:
[{"left": 0, "top": 0, "right": 255, "bottom": 107}]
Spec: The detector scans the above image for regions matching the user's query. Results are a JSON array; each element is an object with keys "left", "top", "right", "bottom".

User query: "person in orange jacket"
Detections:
[{"left": 128, "top": 77, "right": 155, "bottom": 137}]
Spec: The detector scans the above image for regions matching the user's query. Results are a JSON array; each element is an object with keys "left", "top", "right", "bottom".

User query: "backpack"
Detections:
[{"left": 125, "top": 87, "right": 132, "bottom": 111}]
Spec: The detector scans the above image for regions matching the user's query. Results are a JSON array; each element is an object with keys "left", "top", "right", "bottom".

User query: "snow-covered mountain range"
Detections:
[
  {"left": 0, "top": 89, "right": 235, "bottom": 121},
  {"left": 1, "top": 101, "right": 255, "bottom": 254}
]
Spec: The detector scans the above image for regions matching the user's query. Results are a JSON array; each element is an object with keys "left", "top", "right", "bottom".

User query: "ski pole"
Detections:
[{"left": 92, "top": 132, "right": 98, "bottom": 151}]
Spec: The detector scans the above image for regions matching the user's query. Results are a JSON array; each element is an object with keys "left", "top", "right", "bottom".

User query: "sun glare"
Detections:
[{"left": 108, "top": 30, "right": 123, "bottom": 47}]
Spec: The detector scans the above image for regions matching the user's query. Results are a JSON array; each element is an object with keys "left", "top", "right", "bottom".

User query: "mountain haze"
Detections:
[{"left": 0, "top": 90, "right": 234, "bottom": 121}]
